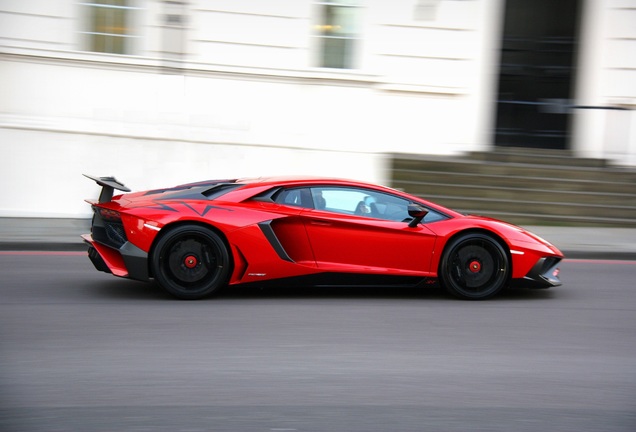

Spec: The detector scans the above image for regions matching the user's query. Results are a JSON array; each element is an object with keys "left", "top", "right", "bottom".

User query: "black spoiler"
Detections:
[{"left": 84, "top": 174, "right": 131, "bottom": 203}]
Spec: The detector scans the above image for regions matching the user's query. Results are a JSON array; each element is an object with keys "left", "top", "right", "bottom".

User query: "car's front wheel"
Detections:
[
  {"left": 151, "top": 225, "right": 231, "bottom": 299},
  {"left": 440, "top": 233, "right": 509, "bottom": 300}
]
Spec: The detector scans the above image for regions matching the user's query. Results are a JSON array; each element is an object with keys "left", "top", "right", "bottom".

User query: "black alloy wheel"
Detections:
[
  {"left": 440, "top": 233, "right": 510, "bottom": 300},
  {"left": 151, "top": 225, "right": 231, "bottom": 299}
]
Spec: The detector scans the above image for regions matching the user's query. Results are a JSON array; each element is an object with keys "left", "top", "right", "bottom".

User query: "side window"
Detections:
[
  {"left": 310, "top": 187, "right": 369, "bottom": 215},
  {"left": 274, "top": 188, "right": 309, "bottom": 208},
  {"left": 309, "top": 187, "right": 411, "bottom": 221},
  {"left": 358, "top": 191, "right": 411, "bottom": 221},
  {"left": 274, "top": 186, "right": 448, "bottom": 224},
  {"left": 423, "top": 210, "right": 447, "bottom": 223},
  {"left": 308, "top": 186, "right": 449, "bottom": 224}
]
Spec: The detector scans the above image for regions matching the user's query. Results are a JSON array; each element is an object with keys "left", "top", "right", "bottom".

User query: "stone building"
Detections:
[{"left": 1, "top": 0, "right": 634, "bottom": 217}]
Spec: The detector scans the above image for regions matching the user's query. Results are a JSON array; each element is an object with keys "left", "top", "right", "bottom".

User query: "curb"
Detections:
[
  {"left": 562, "top": 251, "right": 636, "bottom": 261},
  {"left": 0, "top": 242, "right": 87, "bottom": 252}
]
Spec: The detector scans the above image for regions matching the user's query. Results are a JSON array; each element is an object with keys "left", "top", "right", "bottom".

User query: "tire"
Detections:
[
  {"left": 151, "top": 225, "right": 231, "bottom": 299},
  {"left": 439, "top": 233, "right": 509, "bottom": 300}
]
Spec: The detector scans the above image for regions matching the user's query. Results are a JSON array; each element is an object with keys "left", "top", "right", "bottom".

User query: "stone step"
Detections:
[
  {"left": 392, "top": 157, "right": 636, "bottom": 183},
  {"left": 469, "top": 147, "right": 609, "bottom": 168},
  {"left": 390, "top": 153, "right": 636, "bottom": 227},
  {"left": 393, "top": 180, "right": 636, "bottom": 207},
  {"left": 392, "top": 169, "right": 636, "bottom": 195}
]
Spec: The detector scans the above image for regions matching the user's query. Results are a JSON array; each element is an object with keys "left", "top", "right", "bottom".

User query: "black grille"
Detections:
[
  {"left": 540, "top": 257, "right": 561, "bottom": 274},
  {"left": 105, "top": 222, "right": 127, "bottom": 247},
  {"left": 92, "top": 221, "right": 127, "bottom": 249}
]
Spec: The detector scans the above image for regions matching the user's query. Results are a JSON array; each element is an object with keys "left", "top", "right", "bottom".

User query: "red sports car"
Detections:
[{"left": 82, "top": 174, "right": 563, "bottom": 300}]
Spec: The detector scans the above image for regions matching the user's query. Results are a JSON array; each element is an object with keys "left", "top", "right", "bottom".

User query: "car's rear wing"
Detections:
[{"left": 84, "top": 174, "right": 131, "bottom": 203}]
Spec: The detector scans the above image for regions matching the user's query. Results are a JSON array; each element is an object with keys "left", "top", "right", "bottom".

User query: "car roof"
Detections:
[
  {"left": 230, "top": 176, "right": 410, "bottom": 195},
  {"left": 234, "top": 176, "right": 388, "bottom": 188}
]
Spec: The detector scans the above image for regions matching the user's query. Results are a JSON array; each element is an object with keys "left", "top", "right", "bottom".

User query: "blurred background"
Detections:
[{"left": 0, "top": 0, "right": 635, "bottom": 226}]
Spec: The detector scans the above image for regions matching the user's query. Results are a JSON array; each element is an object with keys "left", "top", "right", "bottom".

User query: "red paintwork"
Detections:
[
  {"left": 81, "top": 234, "right": 128, "bottom": 277},
  {"left": 299, "top": 209, "right": 438, "bottom": 275},
  {"left": 84, "top": 176, "right": 564, "bottom": 287}
]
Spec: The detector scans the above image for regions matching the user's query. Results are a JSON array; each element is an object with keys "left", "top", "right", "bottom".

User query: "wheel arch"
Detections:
[
  {"left": 438, "top": 228, "right": 512, "bottom": 278},
  {"left": 148, "top": 220, "right": 232, "bottom": 278}
]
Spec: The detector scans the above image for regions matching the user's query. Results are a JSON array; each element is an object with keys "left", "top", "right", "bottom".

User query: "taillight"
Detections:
[
  {"left": 98, "top": 208, "right": 121, "bottom": 221},
  {"left": 92, "top": 207, "right": 127, "bottom": 248}
]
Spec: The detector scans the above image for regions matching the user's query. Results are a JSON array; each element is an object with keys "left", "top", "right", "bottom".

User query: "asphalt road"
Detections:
[{"left": 1, "top": 253, "right": 635, "bottom": 432}]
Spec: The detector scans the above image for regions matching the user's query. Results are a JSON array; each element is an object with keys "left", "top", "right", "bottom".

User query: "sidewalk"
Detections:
[
  {"left": 0, "top": 217, "right": 635, "bottom": 259},
  {"left": 523, "top": 225, "right": 636, "bottom": 260},
  {"left": 0, "top": 218, "right": 90, "bottom": 251}
]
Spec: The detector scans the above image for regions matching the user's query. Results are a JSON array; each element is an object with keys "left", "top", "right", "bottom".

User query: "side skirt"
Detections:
[{"left": 235, "top": 272, "right": 438, "bottom": 289}]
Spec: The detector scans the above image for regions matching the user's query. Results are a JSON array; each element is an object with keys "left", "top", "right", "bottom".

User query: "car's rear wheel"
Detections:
[
  {"left": 151, "top": 225, "right": 231, "bottom": 299},
  {"left": 440, "top": 233, "right": 509, "bottom": 300}
]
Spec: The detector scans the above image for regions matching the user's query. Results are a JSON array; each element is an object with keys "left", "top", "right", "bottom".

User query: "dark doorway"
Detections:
[{"left": 494, "top": 0, "right": 581, "bottom": 149}]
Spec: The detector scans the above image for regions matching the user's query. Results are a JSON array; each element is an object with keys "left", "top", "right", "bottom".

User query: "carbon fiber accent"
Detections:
[
  {"left": 511, "top": 256, "right": 562, "bottom": 289},
  {"left": 258, "top": 221, "right": 293, "bottom": 262},
  {"left": 87, "top": 246, "right": 111, "bottom": 274},
  {"left": 92, "top": 221, "right": 127, "bottom": 249}
]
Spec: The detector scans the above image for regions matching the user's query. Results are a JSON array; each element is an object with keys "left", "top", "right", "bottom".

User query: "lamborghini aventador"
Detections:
[{"left": 82, "top": 174, "right": 563, "bottom": 300}]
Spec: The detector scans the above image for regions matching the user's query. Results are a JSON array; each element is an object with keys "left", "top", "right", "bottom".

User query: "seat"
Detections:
[{"left": 314, "top": 193, "right": 326, "bottom": 210}]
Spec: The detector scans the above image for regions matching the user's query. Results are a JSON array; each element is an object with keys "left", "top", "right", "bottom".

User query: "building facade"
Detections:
[{"left": 1, "top": 0, "right": 634, "bottom": 218}]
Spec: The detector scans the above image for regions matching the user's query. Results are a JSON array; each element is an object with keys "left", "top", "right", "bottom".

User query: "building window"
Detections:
[
  {"left": 314, "top": 1, "right": 360, "bottom": 69},
  {"left": 80, "top": 0, "right": 136, "bottom": 54}
]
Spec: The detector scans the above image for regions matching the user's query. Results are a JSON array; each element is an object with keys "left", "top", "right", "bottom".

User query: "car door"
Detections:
[
  {"left": 300, "top": 186, "right": 438, "bottom": 275},
  {"left": 247, "top": 188, "right": 315, "bottom": 266}
]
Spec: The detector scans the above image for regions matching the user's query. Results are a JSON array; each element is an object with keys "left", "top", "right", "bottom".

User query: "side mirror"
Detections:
[{"left": 407, "top": 204, "right": 428, "bottom": 228}]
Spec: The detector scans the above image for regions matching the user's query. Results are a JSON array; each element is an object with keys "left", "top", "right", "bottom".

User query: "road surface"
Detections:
[{"left": 1, "top": 252, "right": 635, "bottom": 431}]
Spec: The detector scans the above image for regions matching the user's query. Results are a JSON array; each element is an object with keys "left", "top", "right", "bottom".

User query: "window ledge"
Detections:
[{"left": 375, "top": 82, "right": 466, "bottom": 95}]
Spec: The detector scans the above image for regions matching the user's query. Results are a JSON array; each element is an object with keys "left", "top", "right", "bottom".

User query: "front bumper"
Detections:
[{"left": 510, "top": 256, "right": 562, "bottom": 289}]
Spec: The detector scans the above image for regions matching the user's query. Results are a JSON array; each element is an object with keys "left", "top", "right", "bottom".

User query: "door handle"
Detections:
[{"left": 309, "top": 220, "right": 332, "bottom": 226}]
